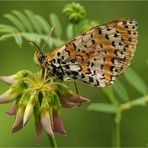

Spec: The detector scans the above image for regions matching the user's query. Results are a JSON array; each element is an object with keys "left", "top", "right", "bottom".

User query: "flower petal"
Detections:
[
  {"left": 0, "top": 70, "right": 32, "bottom": 85},
  {"left": 11, "top": 108, "right": 24, "bottom": 133},
  {"left": 60, "top": 99, "right": 77, "bottom": 108},
  {"left": 68, "top": 91, "right": 90, "bottom": 103},
  {"left": 53, "top": 111, "right": 66, "bottom": 135},
  {"left": 41, "top": 111, "right": 53, "bottom": 136},
  {"left": 6, "top": 100, "right": 16, "bottom": 115},
  {"left": 35, "top": 116, "right": 42, "bottom": 142},
  {"left": 0, "top": 89, "right": 18, "bottom": 104},
  {"left": 23, "top": 91, "right": 38, "bottom": 126},
  {"left": 0, "top": 75, "right": 16, "bottom": 85},
  {"left": 23, "top": 103, "right": 33, "bottom": 126},
  {"left": 60, "top": 90, "right": 90, "bottom": 107}
]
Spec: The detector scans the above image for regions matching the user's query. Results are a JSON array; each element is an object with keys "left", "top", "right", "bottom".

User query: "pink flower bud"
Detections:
[
  {"left": 35, "top": 116, "right": 42, "bottom": 142},
  {"left": 11, "top": 107, "right": 24, "bottom": 133},
  {"left": 0, "top": 75, "right": 16, "bottom": 85},
  {"left": 0, "top": 89, "right": 18, "bottom": 103},
  {"left": 23, "top": 91, "right": 38, "bottom": 126},
  {"left": 60, "top": 90, "right": 90, "bottom": 108},
  {"left": 41, "top": 111, "right": 53, "bottom": 136},
  {"left": 53, "top": 111, "right": 66, "bottom": 135},
  {"left": 60, "top": 101, "right": 77, "bottom": 108},
  {"left": 12, "top": 93, "right": 29, "bottom": 132},
  {"left": 0, "top": 70, "right": 32, "bottom": 85},
  {"left": 6, "top": 100, "right": 16, "bottom": 115}
]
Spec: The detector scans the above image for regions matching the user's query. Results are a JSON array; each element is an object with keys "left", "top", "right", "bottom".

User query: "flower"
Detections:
[
  {"left": 63, "top": 2, "right": 86, "bottom": 24},
  {"left": 0, "top": 70, "right": 89, "bottom": 141},
  {"left": 0, "top": 70, "right": 32, "bottom": 85}
]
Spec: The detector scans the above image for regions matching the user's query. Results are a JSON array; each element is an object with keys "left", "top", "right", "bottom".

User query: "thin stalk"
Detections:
[
  {"left": 112, "top": 110, "right": 122, "bottom": 148},
  {"left": 73, "top": 23, "right": 78, "bottom": 36},
  {"left": 112, "top": 119, "right": 120, "bottom": 147},
  {"left": 48, "top": 134, "right": 57, "bottom": 148}
]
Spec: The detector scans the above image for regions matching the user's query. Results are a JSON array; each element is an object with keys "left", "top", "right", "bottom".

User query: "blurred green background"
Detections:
[{"left": 0, "top": 1, "right": 148, "bottom": 147}]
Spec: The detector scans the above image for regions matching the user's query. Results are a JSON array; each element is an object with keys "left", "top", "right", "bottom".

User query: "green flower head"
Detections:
[{"left": 63, "top": 2, "right": 86, "bottom": 24}]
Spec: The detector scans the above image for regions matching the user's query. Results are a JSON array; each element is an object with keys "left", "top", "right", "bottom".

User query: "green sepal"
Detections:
[
  {"left": 41, "top": 94, "right": 50, "bottom": 112},
  {"left": 53, "top": 82, "right": 69, "bottom": 97},
  {"left": 11, "top": 80, "right": 29, "bottom": 92},
  {"left": 34, "top": 91, "right": 42, "bottom": 118},
  {"left": 17, "top": 92, "right": 30, "bottom": 109},
  {"left": 16, "top": 70, "right": 33, "bottom": 79},
  {"left": 47, "top": 91, "right": 61, "bottom": 111}
]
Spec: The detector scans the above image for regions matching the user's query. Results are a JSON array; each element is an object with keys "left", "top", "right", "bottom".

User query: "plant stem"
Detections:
[
  {"left": 112, "top": 110, "right": 121, "bottom": 148},
  {"left": 48, "top": 134, "right": 58, "bottom": 148},
  {"left": 73, "top": 24, "right": 77, "bottom": 36},
  {"left": 112, "top": 119, "right": 120, "bottom": 147}
]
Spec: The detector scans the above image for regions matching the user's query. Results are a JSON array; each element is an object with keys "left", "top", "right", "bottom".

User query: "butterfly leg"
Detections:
[
  {"left": 42, "top": 68, "right": 51, "bottom": 83},
  {"left": 64, "top": 78, "right": 81, "bottom": 106},
  {"left": 73, "top": 80, "right": 81, "bottom": 106},
  {"left": 64, "top": 77, "right": 73, "bottom": 86},
  {"left": 43, "top": 68, "right": 47, "bottom": 81}
]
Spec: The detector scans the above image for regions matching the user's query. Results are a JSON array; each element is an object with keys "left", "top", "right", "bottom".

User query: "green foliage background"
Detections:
[{"left": 0, "top": 1, "right": 148, "bottom": 147}]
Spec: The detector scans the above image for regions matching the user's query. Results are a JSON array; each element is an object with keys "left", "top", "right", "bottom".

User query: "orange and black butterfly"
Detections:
[{"left": 33, "top": 18, "right": 138, "bottom": 87}]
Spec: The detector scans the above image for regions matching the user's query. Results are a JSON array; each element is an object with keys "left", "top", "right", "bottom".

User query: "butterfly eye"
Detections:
[{"left": 38, "top": 52, "right": 45, "bottom": 63}]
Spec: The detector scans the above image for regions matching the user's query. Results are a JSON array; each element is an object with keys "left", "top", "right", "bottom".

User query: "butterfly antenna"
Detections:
[
  {"left": 28, "top": 40, "right": 41, "bottom": 51},
  {"left": 41, "top": 27, "right": 55, "bottom": 51}
]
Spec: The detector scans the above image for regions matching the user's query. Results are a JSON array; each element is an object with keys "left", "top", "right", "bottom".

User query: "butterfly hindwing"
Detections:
[{"left": 47, "top": 18, "right": 138, "bottom": 87}]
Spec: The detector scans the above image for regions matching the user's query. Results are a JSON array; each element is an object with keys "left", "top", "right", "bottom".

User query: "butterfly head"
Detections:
[
  {"left": 28, "top": 40, "right": 46, "bottom": 66},
  {"left": 34, "top": 51, "right": 45, "bottom": 66}
]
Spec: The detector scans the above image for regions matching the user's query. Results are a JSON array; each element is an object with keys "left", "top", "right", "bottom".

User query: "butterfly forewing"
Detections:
[{"left": 47, "top": 18, "right": 138, "bottom": 87}]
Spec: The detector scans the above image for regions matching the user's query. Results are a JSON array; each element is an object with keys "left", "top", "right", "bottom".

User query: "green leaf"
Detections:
[
  {"left": 0, "top": 34, "right": 14, "bottom": 40},
  {"left": 87, "top": 103, "right": 117, "bottom": 113},
  {"left": 0, "top": 24, "right": 18, "bottom": 33},
  {"left": 22, "top": 32, "right": 41, "bottom": 46},
  {"left": 43, "top": 36, "right": 63, "bottom": 49},
  {"left": 25, "top": 10, "right": 42, "bottom": 34},
  {"left": 124, "top": 68, "right": 147, "bottom": 94},
  {"left": 14, "top": 34, "right": 23, "bottom": 47},
  {"left": 4, "top": 13, "right": 26, "bottom": 32},
  {"left": 130, "top": 96, "right": 148, "bottom": 107},
  {"left": 0, "top": 11, "right": 63, "bottom": 49},
  {"left": 102, "top": 87, "right": 118, "bottom": 105},
  {"left": 35, "top": 15, "right": 51, "bottom": 34},
  {"left": 112, "top": 79, "right": 129, "bottom": 101},
  {"left": 31, "top": 34, "right": 41, "bottom": 45},
  {"left": 49, "top": 13, "right": 62, "bottom": 37},
  {"left": 40, "top": 35, "right": 54, "bottom": 48},
  {"left": 52, "top": 38, "right": 63, "bottom": 46},
  {"left": 12, "top": 10, "right": 33, "bottom": 32},
  {"left": 47, "top": 37, "right": 54, "bottom": 48},
  {"left": 66, "top": 24, "right": 74, "bottom": 39}
]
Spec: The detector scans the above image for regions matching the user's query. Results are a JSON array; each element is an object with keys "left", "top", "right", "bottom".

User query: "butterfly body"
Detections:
[{"left": 34, "top": 18, "right": 138, "bottom": 87}]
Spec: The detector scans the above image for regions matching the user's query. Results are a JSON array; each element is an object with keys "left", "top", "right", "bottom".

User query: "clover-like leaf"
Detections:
[
  {"left": 49, "top": 13, "right": 62, "bottom": 38},
  {"left": 124, "top": 68, "right": 147, "bottom": 95},
  {"left": 88, "top": 103, "right": 117, "bottom": 113},
  {"left": 4, "top": 13, "right": 26, "bottom": 32},
  {"left": 113, "top": 79, "right": 129, "bottom": 101},
  {"left": 12, "top": 10, "right": 33, "bottom": 32}
]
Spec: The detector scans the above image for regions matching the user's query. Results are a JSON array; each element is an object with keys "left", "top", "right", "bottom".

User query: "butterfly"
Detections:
[{"left": 33, "top": 18, "right": 138, "bottom": 87}]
